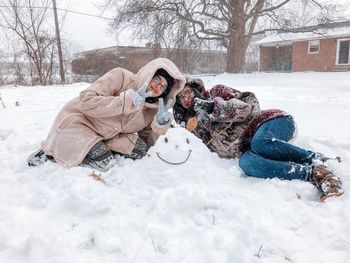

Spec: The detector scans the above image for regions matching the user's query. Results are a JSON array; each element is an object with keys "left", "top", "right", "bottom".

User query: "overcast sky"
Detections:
[
  {"left": 60, "top": 0, "right": 350, "bottom": 53},
  {"left": 59, "top": 0, "right": 137, "bottom": 52},
  {"left": 1, "top": 0, "right": 349, "bottom": 54}
]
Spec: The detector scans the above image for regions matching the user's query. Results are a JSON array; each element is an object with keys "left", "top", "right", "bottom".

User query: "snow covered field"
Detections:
[{"left": 0, "top": 72, "right": 349, "bottom": 263}]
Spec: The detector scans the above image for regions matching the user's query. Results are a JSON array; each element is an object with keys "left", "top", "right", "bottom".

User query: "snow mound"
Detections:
[
  {"left": 148, "top": 127, "right": 220, "bottom": 165},
  {"left": 1, "top": 73, "right": 350, "bottom": 262}
]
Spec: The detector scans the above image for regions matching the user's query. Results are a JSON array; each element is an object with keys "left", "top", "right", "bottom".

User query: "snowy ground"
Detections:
[{"left": 0, "top": 72, "right": 350, "bottom": 263}]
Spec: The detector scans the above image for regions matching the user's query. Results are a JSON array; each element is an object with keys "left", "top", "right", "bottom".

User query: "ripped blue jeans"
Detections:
[{"left": 239, "top": 116, "right": 314, "bottom": 181}]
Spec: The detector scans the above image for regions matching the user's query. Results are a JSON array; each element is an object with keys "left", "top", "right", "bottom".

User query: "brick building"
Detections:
[
  {"left": 71, "top": 44, "right": 227, "bottom": 78},
  {"left": 255, "top": 21, "right": 350, "bottom": 72}
]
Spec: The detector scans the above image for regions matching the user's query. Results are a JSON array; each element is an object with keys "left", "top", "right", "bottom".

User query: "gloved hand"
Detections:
[
  {"left": 156, "top": 98, "right": 173, "bottom": 125},
  {"left": 133, "top": 82, "right": 153, "bottom": 107},
  {"left": 197, "top": 111, "right": 213, "bottom": 131},
  {"left": 193, "top": 98, "right": 214, "bottom": 114},
  {"left": 193, "top": 98, "right": 214, "bottom": 131}
]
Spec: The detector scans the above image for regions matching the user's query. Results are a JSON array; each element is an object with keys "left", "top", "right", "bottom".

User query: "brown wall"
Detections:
[
  {"left": 72, "top": 46, "right": 227, "bottom": 78},
  {"left": 259, "top": 47, "right": 274, "bottom": 71},
  {"left": 292, "top": 38, "right": 338, "bottom": 72},
  {"left": 72, "top": 48, "right": 160, "bottom": 76},
  {"left": 259, "top": 46, "right": 292, "bottom": 71}
]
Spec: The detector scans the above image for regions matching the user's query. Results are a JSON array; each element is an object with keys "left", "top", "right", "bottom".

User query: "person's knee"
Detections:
[
  {"left": 239, "top": 151, "right": 270, "bottom": 179},
  {"left": 82, "top": 141, "right": 115, "bottom": 172},
  {"left": 250, "top": 135, "right": 273, "bottom": 154},
  {"left": 239, "top": 151, "right": 255, "bottom": 176}
]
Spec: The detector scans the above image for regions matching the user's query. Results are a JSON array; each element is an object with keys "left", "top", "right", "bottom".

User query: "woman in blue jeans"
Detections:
[
  {"left": 173, "top": 78, "right": 343, "bottom": 201},
  {"left": 240, "top": 116, "right": 313, "bottom": 181}
]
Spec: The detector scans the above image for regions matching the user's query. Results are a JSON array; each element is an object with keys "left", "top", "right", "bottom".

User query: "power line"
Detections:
[
  {"left": 56, "top": 6, "right": 114, "bottom": 20},
  {"left": 0, "top": 5, "right": 114, "bottom": 20}
]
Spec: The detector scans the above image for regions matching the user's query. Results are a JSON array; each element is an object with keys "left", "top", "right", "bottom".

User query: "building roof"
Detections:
[
  {"left": 75, "top": 45, "right": 226, "bottom": 58},
  {"left": 255, "top": 21, "right": 350, "bottom": 47}
]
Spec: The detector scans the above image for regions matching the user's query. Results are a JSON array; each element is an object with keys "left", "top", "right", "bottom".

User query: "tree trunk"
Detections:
[
  {"left": 35, "top": 61, "right": 45, "bottom": 85},
  {"left": 226, "top": 0, "right": 246, "bottom": 73}
]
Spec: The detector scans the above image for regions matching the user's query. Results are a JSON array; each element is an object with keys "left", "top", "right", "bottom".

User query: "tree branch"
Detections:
[{"left": 255, "top": 0, "right": 292, "bottom": 16}]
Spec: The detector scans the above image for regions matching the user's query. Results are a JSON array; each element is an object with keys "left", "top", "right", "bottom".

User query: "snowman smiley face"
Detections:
[{"left": 155, "top": 136, "right": 192, "bottom": 165}]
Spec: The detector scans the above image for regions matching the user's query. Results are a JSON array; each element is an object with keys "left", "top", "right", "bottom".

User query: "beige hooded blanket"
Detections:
[{"left": 42, "top": 58, "right": 186, "bottom": 167}]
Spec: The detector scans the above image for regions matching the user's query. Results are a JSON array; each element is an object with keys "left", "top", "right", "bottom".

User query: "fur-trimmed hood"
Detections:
[{"left": 42, "top": 58, "right": 186, "bottom": 167}]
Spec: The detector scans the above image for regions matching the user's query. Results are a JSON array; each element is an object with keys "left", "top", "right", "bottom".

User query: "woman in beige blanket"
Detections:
[{"left": 28, "top": 58, "right": 186, "bottom": 171}]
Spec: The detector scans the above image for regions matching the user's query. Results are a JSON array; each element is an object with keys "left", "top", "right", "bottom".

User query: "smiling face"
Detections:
[
  {"left": 146, "top": 75, "right": 168, "bottom": 97},
  {"left": 176, "top": 85, "right": 195, "bottom": 109}
]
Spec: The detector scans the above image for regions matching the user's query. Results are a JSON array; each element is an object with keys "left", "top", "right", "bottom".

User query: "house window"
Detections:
[
  {"left": 308, "top": 40, "right": 320, "bottom": 54},
  {"left": 337, "top": 39, "right": 350, "bottom": 65}
]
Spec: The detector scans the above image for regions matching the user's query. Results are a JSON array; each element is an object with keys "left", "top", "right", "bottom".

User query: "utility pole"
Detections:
[{"left": 52, "top": 0, "right": 65, "bottom": 83}]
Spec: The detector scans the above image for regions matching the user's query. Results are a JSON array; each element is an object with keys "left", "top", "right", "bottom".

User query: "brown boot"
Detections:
[{"left": 311, "top": 165, "right": 344, "bottom": 201}]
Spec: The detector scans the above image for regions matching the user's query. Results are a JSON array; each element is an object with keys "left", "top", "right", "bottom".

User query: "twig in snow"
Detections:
[
  {"left": 334, "top": 156, "right": 342, "bottom": 163},
  {"left": 151, "top": 238, "right": 157, "bottom": 253},
  {"left": 0, "top": 93, "right": 6, "bottom": 108},
  {"left": 151, "top": 238, "right": 167, "bottom": 254},
  {"left": 88, "top": 170, "right": 107, "bottom": 185},
  {"left": 322, "top": 156, "right": 342, "bottom": 163},
  {"left": 256, "top": 244, "right": 263, "bottom": 258}
]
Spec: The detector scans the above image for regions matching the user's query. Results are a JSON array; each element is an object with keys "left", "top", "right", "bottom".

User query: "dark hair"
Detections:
[
  {"left": 145, "top": 68, "right": 174, "bottom": 104},
  {"left": 173, "top": 78, "right": 206, "bottom": 124}
]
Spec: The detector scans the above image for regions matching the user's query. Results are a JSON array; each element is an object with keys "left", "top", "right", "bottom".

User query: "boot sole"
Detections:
[
  {"left": 27, "top": 148, "right": 45, "bottom": 166},
  {"left": 320, "top": 191, "right": 344, "bottom": 202}
]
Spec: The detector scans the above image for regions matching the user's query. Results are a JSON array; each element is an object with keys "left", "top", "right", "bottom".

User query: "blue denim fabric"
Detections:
[{"left": 239, "top": 116, "right": 314, "bottom": 181}]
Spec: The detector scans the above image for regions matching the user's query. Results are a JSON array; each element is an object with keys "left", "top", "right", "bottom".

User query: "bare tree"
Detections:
[
  {"left": 103, "top": 0, "right": 343, "bottom": 73},
  {"left": 10, "top": 41, "right": 27, "bottom": 85},
  {"left": 0, "top": 50, "right": 9, "bottom": 85},
  {"left": 0, "top": 0, "right": 58, "bottom": 85},
  {"left": 0, "top": 33, "right": 26, "bottom": 85}
]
